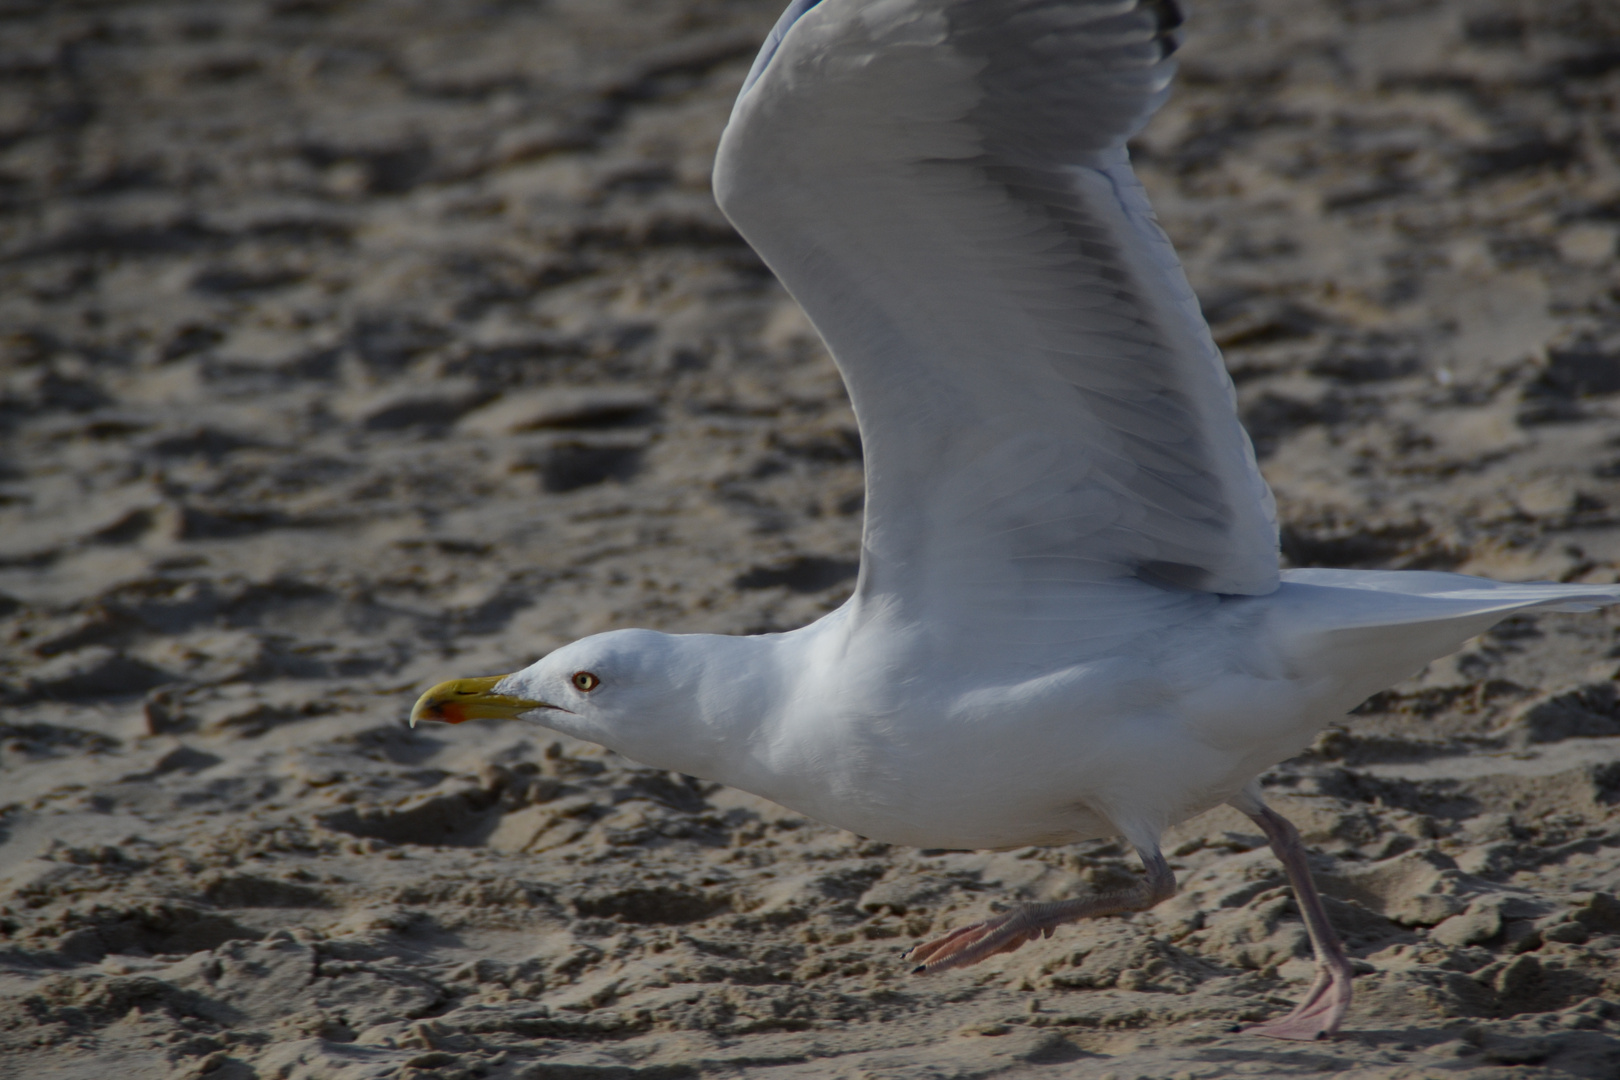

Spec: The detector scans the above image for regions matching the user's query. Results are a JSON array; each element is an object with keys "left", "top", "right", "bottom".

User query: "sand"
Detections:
[{"left": 2, "top": 0, "right": 1620, "bottom": 1077}]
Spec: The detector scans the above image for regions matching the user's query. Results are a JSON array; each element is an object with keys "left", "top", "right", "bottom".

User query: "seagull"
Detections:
[{"left": 412, "top": 0, "right": 1620, "bottom": 1040}]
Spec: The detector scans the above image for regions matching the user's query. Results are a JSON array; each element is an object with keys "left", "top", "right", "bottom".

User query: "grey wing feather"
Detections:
[{"left": 717, "top": 0, "right": 1278, "bottom": 658}]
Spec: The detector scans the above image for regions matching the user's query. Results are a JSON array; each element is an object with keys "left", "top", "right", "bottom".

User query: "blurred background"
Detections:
[{"left": 3, "top": 1, "right": 1620, "bottom": 1077}]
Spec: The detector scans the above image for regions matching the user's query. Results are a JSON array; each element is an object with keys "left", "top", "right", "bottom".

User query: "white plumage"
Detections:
[{"left": 414, "top": 0, "right": 1620, "bottom": 1040}]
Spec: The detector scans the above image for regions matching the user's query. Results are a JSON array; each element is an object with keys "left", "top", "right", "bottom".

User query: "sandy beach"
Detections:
[{"left": 3, "top": 0, "right": 1620, "bottom": 1076}]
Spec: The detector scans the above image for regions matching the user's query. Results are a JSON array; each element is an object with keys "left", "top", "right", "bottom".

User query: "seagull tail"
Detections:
[{"left": 1268, "top": 568, "right": 1620, "bottom": 703}]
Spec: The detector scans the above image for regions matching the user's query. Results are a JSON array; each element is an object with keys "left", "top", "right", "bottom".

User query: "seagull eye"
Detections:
[{"left": 571, "top": 671, "right": 601, "bottom": 692}]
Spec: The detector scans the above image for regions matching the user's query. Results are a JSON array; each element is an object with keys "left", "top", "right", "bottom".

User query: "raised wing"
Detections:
[{"left": 716, "top": 0, "right": 1278, "bottom": 657}]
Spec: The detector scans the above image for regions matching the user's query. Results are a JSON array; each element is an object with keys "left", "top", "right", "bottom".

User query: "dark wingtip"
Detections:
[
  {"left": 1145, "top": 0, "right": 1185, "bottom": 57},
  {"left": 912, "top": 964, "right": 928, "bottom": 975},
  {"left": 1148, "top": 0, "right": 1185, "bottom": 32},
  {"left": 1135, "top": 560, "right": 1217, "bottom": 592}
]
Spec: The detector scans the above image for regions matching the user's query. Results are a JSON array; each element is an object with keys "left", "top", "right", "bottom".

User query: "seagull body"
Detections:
[
  {"left": 414, "top": 0, "right": 1620, "bottom": 1040},
  {"left": 425, "top": 573, "right": 1611, "bottom": 855}
]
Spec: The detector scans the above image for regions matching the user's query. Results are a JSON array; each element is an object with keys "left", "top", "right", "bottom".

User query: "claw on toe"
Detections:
[
  {"left": 1243, "top": 979, "right": 1349, "bottom": 1041},
  {"left": 907, "top": 912, "right": 1039, "bottom": 974},
  {"left": 1244, "top": 1015, "right": 1333, "bottom": 1041},
  {"left": 908, "top": 922, "right": 991, "bottom": 972},
  {"left": 1245, "top": 1002, "right": 1342, "bottom": 1041}
]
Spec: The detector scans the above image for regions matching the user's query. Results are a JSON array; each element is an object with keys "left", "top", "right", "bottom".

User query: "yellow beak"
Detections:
[{"left": 410, "top": 675, "right": 552, "bottom": 727}]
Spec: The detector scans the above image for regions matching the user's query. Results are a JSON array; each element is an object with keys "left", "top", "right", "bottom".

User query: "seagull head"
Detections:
[{"left": 409, "top": 628, "right": 747, "bottom": 776}]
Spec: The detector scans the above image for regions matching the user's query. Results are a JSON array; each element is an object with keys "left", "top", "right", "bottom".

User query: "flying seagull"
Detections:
[{"left": 412, "top": 0, "right": 1620, "bottom": 1040}]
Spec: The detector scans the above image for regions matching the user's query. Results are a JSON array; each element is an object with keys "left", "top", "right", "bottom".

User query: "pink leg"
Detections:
[
  {"left": 908, "top": 846, "right": 1176, "bottom": 974},
  {"left": 1235, "top": 799, "right": 1354, "bottom": 1040}
]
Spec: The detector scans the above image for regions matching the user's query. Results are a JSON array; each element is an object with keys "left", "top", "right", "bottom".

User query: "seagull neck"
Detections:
[{"left": 610, "top": 629, "right": 800, "bottom": 783}]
